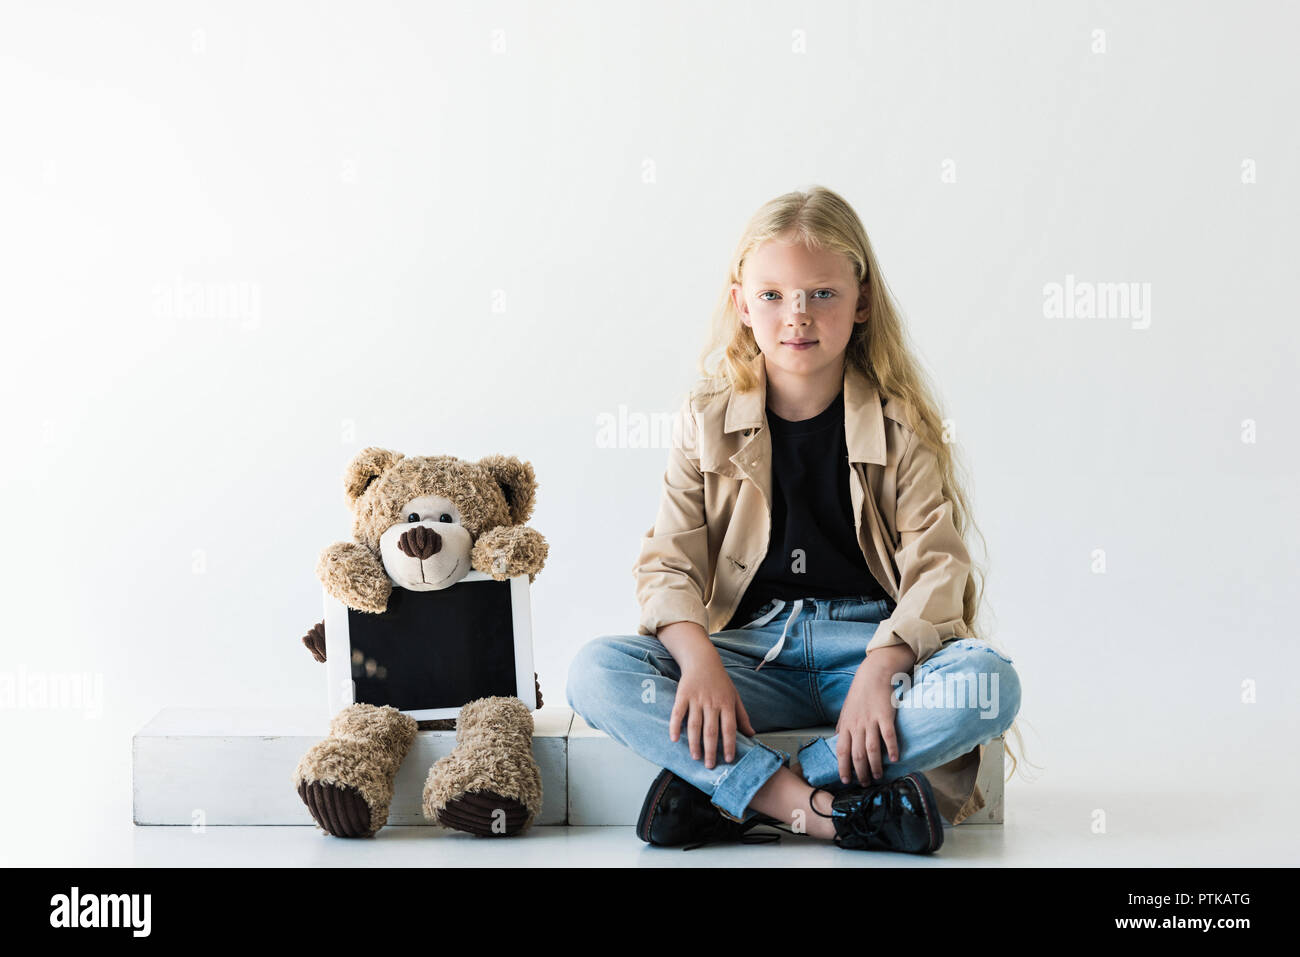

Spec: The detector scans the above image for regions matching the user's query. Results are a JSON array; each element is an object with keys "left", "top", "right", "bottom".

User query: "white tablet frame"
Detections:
[{"left": 323, "top": 570, "right": 536, "bottom": 720}]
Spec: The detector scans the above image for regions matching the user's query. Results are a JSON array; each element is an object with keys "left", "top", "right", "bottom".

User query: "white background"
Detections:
[{"left": 1, "top": 1, "right": 1297, "bottom": 863}]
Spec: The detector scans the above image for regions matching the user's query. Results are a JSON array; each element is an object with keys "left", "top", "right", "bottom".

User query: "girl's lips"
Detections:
[{"left": 783, "top": 340, "right": 818, "bottom": 349}]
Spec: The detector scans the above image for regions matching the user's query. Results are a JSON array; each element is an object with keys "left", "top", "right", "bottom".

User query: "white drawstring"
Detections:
[
  {"left": 742, "top": 599, "right": 786, "bottom": 630},
  {"left": 753, "top": 598, "right": 803, "bottom": 671}
]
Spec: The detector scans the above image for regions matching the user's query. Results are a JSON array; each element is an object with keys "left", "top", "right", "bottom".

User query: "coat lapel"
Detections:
[
  {"left": 722, "top": 352, "right": 772, "bottom": 512},
  {"left": 842, "top": 359, "right": 888, "bottom": 467}
]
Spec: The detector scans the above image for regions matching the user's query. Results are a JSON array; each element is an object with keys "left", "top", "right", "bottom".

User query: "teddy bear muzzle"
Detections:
[{"left": 380, "top": 519, "right": 474, "bottom": 592}]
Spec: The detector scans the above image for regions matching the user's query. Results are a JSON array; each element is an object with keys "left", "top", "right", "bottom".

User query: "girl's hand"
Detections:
[
  {"left": 669, "top": 656, "right": 756, "bottom": 769},
  {"left": 836, "top": 645, "right": 917, "bottom": 785}
]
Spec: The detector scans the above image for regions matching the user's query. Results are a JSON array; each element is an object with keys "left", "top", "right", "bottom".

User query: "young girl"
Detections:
[{"left": 566, "top": 185, "right": 1026, "bottom": 854}]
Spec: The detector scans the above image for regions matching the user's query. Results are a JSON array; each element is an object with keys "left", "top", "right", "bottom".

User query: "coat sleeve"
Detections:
[
  {"left": 865, "top": 428, "right": 973, "bottom": 667},
  {"left": 631, "top": 394, "right": 712, "bottom": 637}
]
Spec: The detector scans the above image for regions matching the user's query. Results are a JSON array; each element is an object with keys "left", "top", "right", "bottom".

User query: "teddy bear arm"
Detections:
[
  {"left": 302, "top": 620, "right": 327, "bottom": 662},
  {"left": 316, "top": 541, "right": 392, "bottom": 613},
  {"left": 470, "top": 525, "right": 549, "bottom": 581}
]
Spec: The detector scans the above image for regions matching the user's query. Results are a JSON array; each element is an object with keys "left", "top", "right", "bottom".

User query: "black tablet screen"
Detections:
[{"left": 347, "top": 580, "right": 519, "bottom": 711}]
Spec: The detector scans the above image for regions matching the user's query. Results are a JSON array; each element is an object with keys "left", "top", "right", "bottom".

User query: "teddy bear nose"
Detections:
[{"left": 397, "top": 525, "right": 441, "bottom": 561}]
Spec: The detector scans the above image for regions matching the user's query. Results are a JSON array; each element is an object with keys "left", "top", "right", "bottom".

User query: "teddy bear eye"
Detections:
[
  {"left": 439, "top": 513, "right": 454, "bottom": 523},
  {"left": 407, "top": 512, "right": 420, "bottom": 523}
]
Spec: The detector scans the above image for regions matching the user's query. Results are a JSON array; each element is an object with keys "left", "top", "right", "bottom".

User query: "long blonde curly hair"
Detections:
[{"left": 695, "top": 185, "right": 1035, "bottom": 782}]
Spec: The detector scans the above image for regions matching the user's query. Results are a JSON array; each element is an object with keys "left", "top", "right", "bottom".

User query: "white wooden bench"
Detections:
[{"left": 133, "top": 707, "right": 1004, "bottom": 827}]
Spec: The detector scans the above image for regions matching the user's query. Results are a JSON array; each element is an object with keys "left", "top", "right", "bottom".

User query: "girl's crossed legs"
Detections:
[{"left": 565, "top": 596, "right": 1021, "bottom": 836}]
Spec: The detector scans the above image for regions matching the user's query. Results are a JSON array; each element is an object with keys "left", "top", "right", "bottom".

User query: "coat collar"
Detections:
[{"left": 723, "top": 350, "right": 888, "bottom": 466}]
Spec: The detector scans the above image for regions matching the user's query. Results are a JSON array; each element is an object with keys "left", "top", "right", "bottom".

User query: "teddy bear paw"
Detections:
[
  {"left": 471, "top": 526, "right": 547, "bottom": 581},
  {"left": 434, "top": 790, "right": 533, "bottom": 836},
  {"left": 316, "top": 542, "right": 392, "bottom": 613},
  {"left": 486, "top": 539, "right": 529, "bottom": 579},
  {"left": 296, "top": 780, "right": 375, "bottom": 838}
]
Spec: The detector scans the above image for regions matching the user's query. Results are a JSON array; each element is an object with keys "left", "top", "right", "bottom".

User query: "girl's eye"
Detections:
[
  {"left": 439, "top": 513, "right": 454, "bottom": 523},
  {"left": 757, "top": 289, "right": 833, "bottom": 300},
  {"left": 407, "top": 512, "right": 420, "bottom": 523}
]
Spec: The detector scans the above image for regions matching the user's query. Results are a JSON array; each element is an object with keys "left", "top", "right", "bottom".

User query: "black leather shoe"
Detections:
[
  {"left": 636, "top": 768, "right": 783, "bottom": 850},
  {"left": 811, "top": 771, "right": 945, "bottom": 854}
]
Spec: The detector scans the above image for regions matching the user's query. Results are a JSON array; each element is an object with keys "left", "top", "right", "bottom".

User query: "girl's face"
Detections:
[{"left": 730, "top": 236, "right": 868, "bottom": 381}]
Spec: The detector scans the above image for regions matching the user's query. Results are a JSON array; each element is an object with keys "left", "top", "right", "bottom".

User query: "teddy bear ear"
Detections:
[
  {"left": 343, "top": 447, "right": 404, "bottom": 506},
  {"left": 477, "top": 454, "right": 538, "bottom": 525}
]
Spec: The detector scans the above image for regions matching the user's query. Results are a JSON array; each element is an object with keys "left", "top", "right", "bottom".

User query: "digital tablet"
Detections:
[{"left": 323, "top": 571, "right": 536, "bottom": 720}]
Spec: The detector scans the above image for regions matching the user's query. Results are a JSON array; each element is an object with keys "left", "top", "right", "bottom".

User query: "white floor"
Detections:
[{"left": 6, "top": 777, "right": 1293, "bottom": 867}]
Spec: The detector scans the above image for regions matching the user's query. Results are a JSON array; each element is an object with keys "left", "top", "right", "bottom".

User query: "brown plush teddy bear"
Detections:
[{"left": 292, "top": 447, "right": 549, "bottom": 838}]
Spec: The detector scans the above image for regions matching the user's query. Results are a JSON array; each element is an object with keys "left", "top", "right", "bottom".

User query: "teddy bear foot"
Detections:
[
  {"left": 293, "top": 703, "right": 417, "bottom": 838},
  {"left": 422, "top": 696, "right": 542, "bottom": 836}
]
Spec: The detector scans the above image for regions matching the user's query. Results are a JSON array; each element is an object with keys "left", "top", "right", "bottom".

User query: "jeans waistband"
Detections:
[
  {"left": 744, "top": 594, "right": 891, "bottom": 621},
  {"left": 742, "top": 595, "right": 895, "bottom": 671}
]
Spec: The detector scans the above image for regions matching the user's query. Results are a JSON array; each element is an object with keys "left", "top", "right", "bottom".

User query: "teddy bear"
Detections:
[{"left": 292, "top": 447, "right": 549, "bottom": 838}]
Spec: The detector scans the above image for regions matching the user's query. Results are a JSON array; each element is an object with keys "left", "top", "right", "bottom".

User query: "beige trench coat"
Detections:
[{"left": 631, "top": 349, "right": 990, "bottom": 826}]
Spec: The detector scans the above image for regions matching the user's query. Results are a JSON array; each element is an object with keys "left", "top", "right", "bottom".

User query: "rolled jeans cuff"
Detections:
[
  {"left": 796, "top": 736, "right": 841, "bottom": 788},
  {"left": 709, "top": 741, "right": 790, "bottom": 823}
]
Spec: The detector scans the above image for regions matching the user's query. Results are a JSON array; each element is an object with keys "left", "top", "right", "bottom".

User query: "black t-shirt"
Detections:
[{"left": 725, "top": 388, "right": 890, "bottom": 630}]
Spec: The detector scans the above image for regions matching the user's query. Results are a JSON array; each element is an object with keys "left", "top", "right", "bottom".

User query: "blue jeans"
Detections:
[{"left": 565, "top": 594, "right": 1022, "bottom": 825}]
